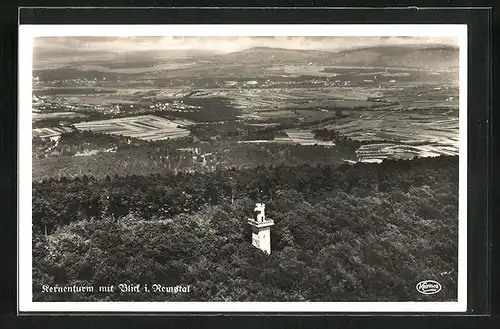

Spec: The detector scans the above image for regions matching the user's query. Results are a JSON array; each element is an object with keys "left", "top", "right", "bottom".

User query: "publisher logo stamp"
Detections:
[{"left": 416, "top": 280, "right": 442, "bottom": 295}]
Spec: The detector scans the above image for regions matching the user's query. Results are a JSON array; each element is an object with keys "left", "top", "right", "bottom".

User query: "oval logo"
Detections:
[{"left": 416, "top": 280, "right": 442, "bottom": 295}]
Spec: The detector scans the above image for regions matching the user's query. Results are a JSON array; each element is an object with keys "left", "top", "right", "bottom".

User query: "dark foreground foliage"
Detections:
[{"left": 33, "top": 156, "right": 458, "bottom": 302}]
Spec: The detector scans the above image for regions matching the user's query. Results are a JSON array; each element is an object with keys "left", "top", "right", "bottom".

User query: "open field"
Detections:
[
  {"left": 33, "top": 126, "right": 75, "bottom": 138},
  {"left": 73, "top": 115, "right": 191, "bottom": 141},
  {"left": 285, "top": 129, "right": 335, "bottom": 146},
  {"left": 239, "top": 139, "right": 335, "bottom": 146},
  {"left": 240, "top": 129, "right": 335, "bottom": 147}
]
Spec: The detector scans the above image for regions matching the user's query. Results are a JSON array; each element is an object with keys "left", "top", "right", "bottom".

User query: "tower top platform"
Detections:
[{"left": 247, "top": 218, "right": 274, "bottom": 228}]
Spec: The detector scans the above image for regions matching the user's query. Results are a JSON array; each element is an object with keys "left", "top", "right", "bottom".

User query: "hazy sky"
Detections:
[{"left": 34, "top": 36, "right": 459, "bottom": 54}]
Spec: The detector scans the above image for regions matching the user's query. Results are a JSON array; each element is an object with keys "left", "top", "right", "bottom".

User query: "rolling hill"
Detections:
[
  {"left": 217, "top": 45, "right": 459, "bottom": 69},
  {"left": 217, "top": 46, "right": 333, "bottom": 64},
  {"left": 327, "top": 45, "right": 459, "bottom": 70},
  {"left": 33, "top": 44, "right": 459, "bottom": 79}
]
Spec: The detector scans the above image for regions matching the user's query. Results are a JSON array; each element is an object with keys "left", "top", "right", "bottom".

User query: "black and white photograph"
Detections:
[{"left": 18, "top": 24, "right": 468, "bottom": 312}]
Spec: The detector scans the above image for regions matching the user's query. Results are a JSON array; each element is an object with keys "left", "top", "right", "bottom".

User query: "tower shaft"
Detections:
[{"left": 248, "top": 219, "right": 274, "bottom": 255}]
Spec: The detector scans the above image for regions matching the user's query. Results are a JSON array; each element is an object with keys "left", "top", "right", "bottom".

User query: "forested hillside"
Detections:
[
  {"left": 33, "top": 156, "right": 458, "bottom": 302},
  {"left": 33, "top": 130, "right": 358, "bottom": 181}
]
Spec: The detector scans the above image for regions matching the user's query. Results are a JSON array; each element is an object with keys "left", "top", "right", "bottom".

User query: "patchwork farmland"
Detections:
[
  {"left": 188, "top": 87, "right": 385, "bottom": 110},
  {"left": 73, "top": 115, "right": 191, "bottom": 141},
  {"left": 326, "top": 110, "right": 458, "bottom": 145},
  {"left": 285, "top": 129, "right": 335, "bottom": 146},
  {"left": 240, "top": 129, "right": 335, "bottom": 147},
  {"left": 323, "top": 110, "right": 459, "bottom": 162},
  {"left": 33, "top": 126, "right": 75, "bottom": 139},
  {"left": 355, "top": 143, "right": 457, "bottom": 163}
]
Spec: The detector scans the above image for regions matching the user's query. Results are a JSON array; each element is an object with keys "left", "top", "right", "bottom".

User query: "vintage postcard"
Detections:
[{"left": 18, "top": 24, "right": 467, "bottom": 313}]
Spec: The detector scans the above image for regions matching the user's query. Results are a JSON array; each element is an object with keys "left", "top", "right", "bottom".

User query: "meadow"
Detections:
[{"left": 73, "top": 115, "right": 191, "bottom": 141}]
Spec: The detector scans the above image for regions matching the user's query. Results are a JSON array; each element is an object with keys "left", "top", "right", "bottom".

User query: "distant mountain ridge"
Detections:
[
  {"left": 217, "top": 44, "right": 459, "bottom": 69},
  {"left": 219, "top": 46, "right": 333, "bottom": 64},
  {"left": 33, "top": 43, "right": 460, "bottom": 73},
  {"left": 328, "top": 44, "right": 459, "bottom": 69},
  {"left": 225, "top": 46, "right": 331, "bottom": 55}
]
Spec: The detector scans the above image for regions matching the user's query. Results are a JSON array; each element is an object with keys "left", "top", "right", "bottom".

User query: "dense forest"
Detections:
[{"left": 33, "top": 156, "right": 458, "bottom": 302}]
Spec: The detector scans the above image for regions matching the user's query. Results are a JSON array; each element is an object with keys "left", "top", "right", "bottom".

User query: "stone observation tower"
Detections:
[{"left": 247, "top": 203, "right": 274, "bottom": 254}]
